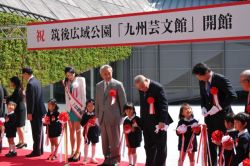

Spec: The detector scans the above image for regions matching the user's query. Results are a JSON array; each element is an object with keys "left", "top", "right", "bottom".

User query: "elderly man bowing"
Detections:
[
  {"left": 134, "top": 75, "right": 173, "bottom": 166},
  {"left": 95, "top": 65, "right": 127, "bottom": 166}
]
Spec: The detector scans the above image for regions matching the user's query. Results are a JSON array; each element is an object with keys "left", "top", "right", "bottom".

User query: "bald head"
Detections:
[
  {"left": 240, "top": 70, "right": 250, "bottom": 91},
  {"left": 134, "top": 75, "right": 150, "bottom": 92}
]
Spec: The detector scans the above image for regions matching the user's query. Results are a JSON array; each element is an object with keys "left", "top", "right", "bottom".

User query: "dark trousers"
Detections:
[
  {"left": 30, "top": 118, "right": 44, "bottom": 155},
  {"left": 143, "top": 130, "right": 167, "bottom": 166},
  {"left": 205, "top": 111, "right": 226, "bottom": 166}
]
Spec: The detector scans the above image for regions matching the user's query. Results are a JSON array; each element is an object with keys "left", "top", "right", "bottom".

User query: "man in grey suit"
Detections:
[{"left": 95, "top": 65, "right": 127, "bottom": 166}]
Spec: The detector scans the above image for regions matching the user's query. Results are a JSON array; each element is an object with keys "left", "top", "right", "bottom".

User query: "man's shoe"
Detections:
[
  {"left": 26, "top": 153, "right": 40, "bottom": 158},
  {"left": 97, "top": 163, "right": 109, "bottom": 166}
]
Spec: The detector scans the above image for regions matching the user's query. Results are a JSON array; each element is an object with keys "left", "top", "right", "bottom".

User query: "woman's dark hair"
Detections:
[
  {"left": 10, "top": 76, "right": 21, "bottom": 88},
  {"left": 234, "top": 112, "right": 249, "bottom": 128},
  {"left": 48, "top": 98, "right": 59, "bottom": 111},
  {"left": 179, "top": 103, "right": 193, "bottom": 120},
  {"left": 123, "top": 102, "right": 136, "bottom": 115},
  {"left": 192, "top": 63, "right": 211, "bottom": 76},
  {"left": 224, "top": 113, "right": 235, "bottom": 123},
  {"left": 64, "top": 67, "right": 75, "bottom": 74}
]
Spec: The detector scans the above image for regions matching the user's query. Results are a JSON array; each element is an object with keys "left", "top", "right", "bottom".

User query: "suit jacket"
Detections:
[
  {"left": 95, "top": 78, "right": 127, "bottom": 125},
  {"left": 26, "top": 77, "right": 47, "bottom": 119},
  {"left": 199, "top": 73, "right": 237, "bottom": 113},
  {"left": 139, "top": 80, "right": 173, "bottom": 127},
  {"left": 0, "top": 85, "right": 3, "bottom": 117}
]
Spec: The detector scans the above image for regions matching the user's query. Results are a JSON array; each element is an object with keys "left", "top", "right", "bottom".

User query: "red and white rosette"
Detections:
[
  {"left": 243, "top": 158, "right": 250, "bottom": 166},
  {"left": 222, "top": 135, "right": 234, "bottom": 148},
  {"left": 210, "top": 87, "right": 222, "bottom": 110},
  {"left": 123, "top": 124, "right": 132, "bottom": 134},
  {"left": 109, "top": 89, "right": 117, "bottom": 105},
  {"left": 211, "top": 130, "right": 223, "bottom": 145},
  {"left": 0, "top": 117, "right": 5, "bottom": 127},
  {"left": 147, "top": 97, "right": 155, "bottom": 115},
  {"left": 219, "top": 135, "right": 234, "bottom": 166},
  {"left": 58, "top": 112, "right": 70, "bottom": 124},
  {"left": 42, "top": 115, "right": 50, "bottom": 125}
]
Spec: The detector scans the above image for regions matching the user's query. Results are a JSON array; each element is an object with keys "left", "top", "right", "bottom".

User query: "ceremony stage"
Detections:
[{"left": 0, "top": 147, "right": 144, "bottom": 166}]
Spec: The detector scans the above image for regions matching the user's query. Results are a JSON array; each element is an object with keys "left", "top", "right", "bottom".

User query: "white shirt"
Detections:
[
  {"left": 28, "top": 75, "right": 34, "bottom": 82},
  {"left": 7, "top": 111, "right": 15, "bottom": 115},
  {"left": 238, "top": 129, "right": 248, "bottom": 137},
  {"left": 127, "top": 114, "right": 136, "bottom": 121},
  {"left": 208, "top": 71, "right": 213, "bottom": 84}
]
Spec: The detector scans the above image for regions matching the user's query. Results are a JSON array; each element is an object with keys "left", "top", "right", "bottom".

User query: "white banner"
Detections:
[{"left": 27, "top": 2, "right": 250, "bottom": 50}]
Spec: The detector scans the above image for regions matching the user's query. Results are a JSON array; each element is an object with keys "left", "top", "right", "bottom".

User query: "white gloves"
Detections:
[
  {"left": 202, "top": 107, "right": 208, "bottom": 117},
  {"left": 95, "top": 118, "right": 100, "bottom": 126},
  {"left": 202, "top": 106, "right": 220, "bottom": 117},
  {"left": 208, "top": 106, "right": 220, "bottom": 116},
  {"left": 191, "top": 122, "right": 199, "bottom": 128},
  {"left": 155, "top": 124, "right": 168, "bottom": 134},
  {"left": 177, "top": 124, "right": 187, "bottom": 134}
]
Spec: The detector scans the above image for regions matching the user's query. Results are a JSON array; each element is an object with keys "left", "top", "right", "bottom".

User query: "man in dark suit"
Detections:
[
  {"left": 192, "top": 63, "right": 237, "bottom": 166},
  {"left": 22, "top": 67, "right": 47, "bottom": 157},
  {"left": 240, "top": 69, "right": 250, "bottom": 132},
  {"left": 134, "top": 75, "right": 173, "bottom": 166}
]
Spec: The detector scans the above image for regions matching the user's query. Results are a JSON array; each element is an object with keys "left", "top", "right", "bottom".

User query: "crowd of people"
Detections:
[{"left": 0, "top": 63, "right": 250, "bottom": 166}]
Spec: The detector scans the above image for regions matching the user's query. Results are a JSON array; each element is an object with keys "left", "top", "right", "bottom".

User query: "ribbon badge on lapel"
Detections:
[
  {"left": 210, "top": 87, "right": 222, "bottom": 110},
  {"left": 109, "top": 89, "right": 117, "bottom": 105},
  {"left": 147, "top": 97, "right": 155, "bottom": 115}
]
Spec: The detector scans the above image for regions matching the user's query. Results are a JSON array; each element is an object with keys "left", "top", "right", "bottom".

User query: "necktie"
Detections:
[
  {"left": 104, "top": 82, "right": 109, "bottom": 92},
  {"left": 248, "top": 92, "right": 250, "bottom": 104},
  {"left": 206, "top": 82, "right": 211, "bottom": 96}
]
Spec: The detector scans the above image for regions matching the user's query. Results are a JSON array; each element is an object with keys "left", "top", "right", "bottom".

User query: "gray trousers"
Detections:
[{"left": 100, "top": 120, "right": 121, "bottom": 164}]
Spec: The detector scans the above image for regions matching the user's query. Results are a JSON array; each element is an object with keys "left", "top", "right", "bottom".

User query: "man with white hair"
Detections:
[
  {"left": 134, "top": 75, "right": 173, "bottom": 166},
  {"left": 95, "top": 65, "right": 127, "bottom": 166},
  {"left": 240, "top": 69, "right": 250, "bottom": 132}
]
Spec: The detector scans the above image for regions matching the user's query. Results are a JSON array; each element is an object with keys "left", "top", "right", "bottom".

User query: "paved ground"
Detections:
[{"left": 2, "top": 105, "right": 245, "bottom": 165}]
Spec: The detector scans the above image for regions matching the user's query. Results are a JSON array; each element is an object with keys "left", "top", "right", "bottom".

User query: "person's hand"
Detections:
[
  {"left": 224, "top": 145, "right": 233, "bottom": 150},
  {"left": 5, "top": 117, "right": 9, "bottom": 122},
  {"left": 208, "top": 106, "right": 220, "bottom": 116},
  {"left": 202, "top": 107, "right": 208, "bottom": 117},
  {"left": 27, "top": 114, "right": 32, "bottom": 121},
  {"left": 177, "top": 124, "right": 187, "bottom": 134},
  {"left": 158, "top": 122, "right": 166, "bottom": 129}
]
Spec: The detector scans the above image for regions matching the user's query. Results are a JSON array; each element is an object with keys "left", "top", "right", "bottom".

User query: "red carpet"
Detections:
[{"left": 0, "top": 147, "right": 144, "bottom": 166}]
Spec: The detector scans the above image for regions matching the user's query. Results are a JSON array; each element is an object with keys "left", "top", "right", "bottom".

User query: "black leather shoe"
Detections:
[
  {"left": 26, "top": 153, "right": 40, "bottom": 158},
  {"left": 97, "top": 163, "right": 109, "bottom": 166},
  {"left": 5, "top": 151, "right": 17, "bottom": 157}
]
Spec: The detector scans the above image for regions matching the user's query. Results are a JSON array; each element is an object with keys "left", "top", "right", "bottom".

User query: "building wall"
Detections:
[{"left": 116, "top": 40, "right": 250, "bottom": 104}]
